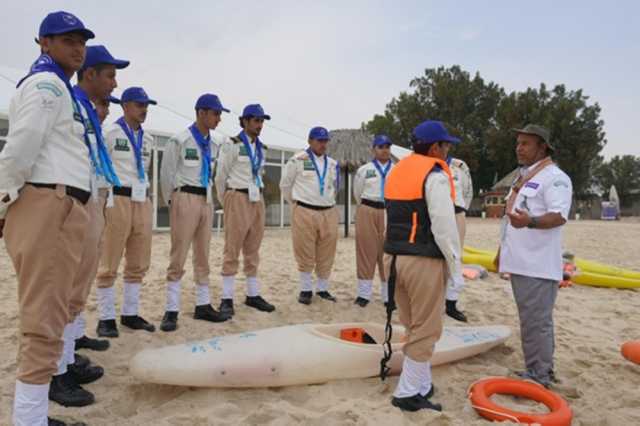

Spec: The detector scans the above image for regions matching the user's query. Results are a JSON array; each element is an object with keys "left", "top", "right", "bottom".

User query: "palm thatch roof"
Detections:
[
  {"left": 492, "top": 168, "right": 519, "bottom": 191},
  {"left": 327, "top": 129, "right": 398, "bottom": 172}
]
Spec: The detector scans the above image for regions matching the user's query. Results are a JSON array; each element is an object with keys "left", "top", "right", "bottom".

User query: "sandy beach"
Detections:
[{"left": 1, "top": 218, "right": 639, "bottom": 425}]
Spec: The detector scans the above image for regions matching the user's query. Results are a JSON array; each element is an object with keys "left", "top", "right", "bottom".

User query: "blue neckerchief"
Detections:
[
  {"left": 239, "top": 131, "right": 263, "bottom": 186},
  {"left": 18, "top": 54, "right": 96, "bottom": 170},
  {"left": 306, "top": 148, "right": 328, "bottom": 196},
  {"left": 73, "top": 85, "right": 121, "bottom": 186},
  {"left": 372, "top": 159, "right": 391, "bottom": 199},
  {"left": 116, "top": 116, "right": 146, "bottom": 183},
  {"left": 189, "top": 123, "right": 212, "bottom": 188}
]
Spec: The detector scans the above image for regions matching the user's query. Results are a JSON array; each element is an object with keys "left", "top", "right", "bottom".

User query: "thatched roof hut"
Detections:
[{"left": 326, "top": 129, "right": 375, "bottom": 172}]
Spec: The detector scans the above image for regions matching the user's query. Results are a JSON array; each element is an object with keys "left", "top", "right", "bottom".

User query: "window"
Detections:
[{"left": 263, "top": 165, "right": 282, "bottom": 226}]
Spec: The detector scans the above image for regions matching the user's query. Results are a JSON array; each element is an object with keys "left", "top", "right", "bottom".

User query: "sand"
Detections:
[{"left": 1, "top": 218, "right": 640, "bottom": 425}]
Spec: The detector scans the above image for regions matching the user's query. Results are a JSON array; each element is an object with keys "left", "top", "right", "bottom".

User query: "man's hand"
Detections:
[
  {"left": 506, "top": 208, "right": 532, "bottom": 229},
  {"left": 0, "top": 219, "right": 5, "bottom": 239}
]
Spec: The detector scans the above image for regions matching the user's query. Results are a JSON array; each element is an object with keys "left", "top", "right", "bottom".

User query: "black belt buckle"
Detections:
[{"left": 113, "top": 186, "right": 149, "bottom": 198}]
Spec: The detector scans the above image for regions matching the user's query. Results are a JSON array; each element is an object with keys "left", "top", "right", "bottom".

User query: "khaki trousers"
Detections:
[
  {"left": 166, "top": 191, "right": 213, "bottom": 284},
  {"left": 355, "top": 204, "right": 386, "bottom": 281},
  {"left": 384, "top": 254, "right": 447, "bottom": 363},
  {"left": 96, "top": 195, "right": 152, "bottom": 287},
  {"left": 291, "top": 204, "right": 339, "bottom": 280},
  {"left": 221, "top": 190, "right": 265, "bottom": 277},
  {"left": 4, "top": 185, "right": 89, "bottom": 384},
  {"left": 69, "top": 189, "right": 108, "bottom": 317}
]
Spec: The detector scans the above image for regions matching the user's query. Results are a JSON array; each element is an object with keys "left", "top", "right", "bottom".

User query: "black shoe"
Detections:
[
  {"left": 121, "top": 315, "right": 156, "bottom": 332},
  {"left": 48, "top": 419, "right": 87, "bottom": 426},
  {"left": 391, "top": 394, "right": 442, "bottom": 412},
  {"left": 49, "top": 372, "right": 95, "bottom": 407},
  {"left": 160, "top": 311, "right": 179, "bottom": 331},
  {"left": 219, "top": 299, "right": 235, "bottom": 317},
  {"left": 96, "top": 319, "right": 119, "bottom": 338},
  {"left": 74, "top": 353, "right": 90, "bottom": 369},
  {"left": 75, "top": 335, "right": 110, "bottom": 351},
  {"left": 316, "top": 291, "right": 337, "bottom": 302},
  {"left": 354, "top": 297, "right": 369, "bottom": 307},
  {"left": 67, "top": 361, "right": 104, "bottom": 385},
  {"left": 298, "top": 291, "right": 313, "bottom": 305},
  {"left": 245, "top": 296, "right": 276, "bottom": 312},
  {"left": 445, "top": 300, "right": 468, "bottom": 322},
  {"left": 194, "top": 304, "right": 230, "bottom": 322}
]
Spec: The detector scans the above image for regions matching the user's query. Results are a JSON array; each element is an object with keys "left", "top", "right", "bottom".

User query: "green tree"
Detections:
[{"left": 594, "top": 155, "right": 640, "bottom": 207}]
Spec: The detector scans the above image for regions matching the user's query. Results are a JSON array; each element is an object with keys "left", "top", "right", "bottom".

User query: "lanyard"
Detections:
[
  {"left": 116, "top": 117, "right": 146, "bottom": 183},
  {"left": 239, "top": 131, "right": 263, "bottom": 186},
  {"left": 372, "top": 159, "right": 391, "bottom": 199},
  {"left": 189, "top": 123, "right": 212, "bottom": 187},
  {"left": 306, "top": 148, "right": 328, "bottom": 196}
]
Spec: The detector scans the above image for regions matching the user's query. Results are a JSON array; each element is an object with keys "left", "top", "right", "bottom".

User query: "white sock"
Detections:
[
  {"left": 222, "top": 275, "right": 235, "bottom": 300},
  {"left": 121, "top": 282, "right": 141, "bottom": 316},
  {"left": 97, "top": 286, "right": 116, "bottom": 320},
  {"left": 74, "top": 312, "right": 86, "bottom": 340},
  {"left": 316, "top": 278, "right": 329, "bottom": 292},
  {"left": 394, "top": 356, "right": 432, "bottom": 398},
  {"left": 13, "top": 380, "right": 49, "bottom": 426},
  {"left": 380, "top": 281, "right": 389, "bottom": 303},
  {"left": 196, "top": 283, "right": 211, "bottom": 306},
  {"left": 299, "top": 272, "right": 313, "bottom": 292},
  {"left": 357, "top": 279, "right": 373, "bottom": 300},
  {"left": 56, "top": 322, "right": 75, "bottom": 374},
  {"left": 246, "top": 276, "right": 259, "bottom": 297},
  {"left": 166, "top": 281, "right": 181, "bottom": 312}
]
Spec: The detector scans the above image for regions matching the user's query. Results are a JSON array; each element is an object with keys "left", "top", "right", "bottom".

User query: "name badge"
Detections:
[
  {"left": 106, "top": 187, "right": 114, "bottom": 208},
  {"left": 248, "top": 182, "right": 260, "bottom": 202},
  {"left": 131, "top": 181, "right": 147, "bottom": 203},
  {"left": 206, "top": 185, "right": 212, "bottom": 205}
]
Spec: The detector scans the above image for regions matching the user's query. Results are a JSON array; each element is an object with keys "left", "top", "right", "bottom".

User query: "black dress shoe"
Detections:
[
  {"left": 74, "top": 353, "right": 90, "bottom": 369},
  {"left": 354, "top": 297, "right": 369, "bottom": 307},
  {"left": 75, "top": 335, "right": 110, "bottom": 351},
  {"left": 48, "top": 419, "right": 87, "bottom": 426},
  {"left": 68, "top": 361, "right": 104, "bottom": 385},
  {"left": 96, "top": 319, "right": 119, "bottom": 338},
  {"left": 49, "top": 372, "right": 95, "bottom": 407},
  {"left": 316, "top": 291, "right": 337, "bottom": 302},
  {"left": 121, "top": 315, "right": 156, "bottom": 332},
  {"left": 391, "top": 394, "right": 442, "bottom": 412},
  {"left": 298, "top": 291, "right": 312, "bottom": 305},
  {"left": 194, "top": 304, "right": 230, "bottom": 322},
  {"left": 445, "top": 299, "right": 468, "bottom": 322},
  {"left": 160, "top": 311, "right": 179, "bottom": 331},
  {"left": 245, "top": 296, "right": 276, "bottom": 312},
  {"left": 219, "top": 299, "right": 235, "bottom": 317}
]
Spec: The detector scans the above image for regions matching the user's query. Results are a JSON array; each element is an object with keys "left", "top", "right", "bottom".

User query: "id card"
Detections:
[
  {"left": 106, "top": 187, "right": 114, "bottom": 208},
  {"left": 206, "top": 185, "right": 212, "bottom": 205},
  {"left": 248, "top": 182, "right": 260, "bottom": 202},
  {"left": 132, "top": 181, "right": 147, "bottom": 203}
]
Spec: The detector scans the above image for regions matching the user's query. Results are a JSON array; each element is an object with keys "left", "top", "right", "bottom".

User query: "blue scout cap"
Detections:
[
  {"left": 195, "top": 93, "right": 230, "bottom": 112},
  {"left": 412, "top": 120, "right": 460, "bottom": 145},
  {"left": 309, "top": 126, "right": 330, "bottom": 141},
  {"left": 121, "top": 87, "right": 157, "bottom": 105},
  {"left": 372, "top": 134, "right": 392, "bottom": 147},
  {"left": 38, "top": 11, "right": 95, "bottom": 40},
  {"left": 81, "top": 45, "right": 129, "bottom": 70},
  {"left": 241, "top": 104, "right": 271, "bottom": 120}
]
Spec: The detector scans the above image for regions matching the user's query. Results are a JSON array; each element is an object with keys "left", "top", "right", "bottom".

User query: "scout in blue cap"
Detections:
[
  {"left": 159, "top": 93, "right": 231, "bottom": 332},
  {"left": 352, "top": 135, "right": 394, "bottom": 308},
  {"left": 279, "top": 126, "right": 341, "bottom": 305},
  {"left": 67, "top": 45, "right": 130, "bottom": 374},
  {"left": 214, "top": 103, "right": 276, "bottom": 316},
  {"left": 95, "top": 87, "right": 157, "bottom": 339},
  {"left": 95, "top": 95, "right": 121, "bottom": 124},
  {"left": 3, "top": 10, "right": 98, "bottom": 426}
]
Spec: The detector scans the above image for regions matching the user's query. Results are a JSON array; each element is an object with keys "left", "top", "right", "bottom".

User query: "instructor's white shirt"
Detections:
[{"left": 449, "top": 157, "right": 473, "bottom": 210}]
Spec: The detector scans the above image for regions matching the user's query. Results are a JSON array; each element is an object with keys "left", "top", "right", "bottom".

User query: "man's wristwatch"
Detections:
[{"left": 527, "top": 216, "right": 538, "bottom": 229}]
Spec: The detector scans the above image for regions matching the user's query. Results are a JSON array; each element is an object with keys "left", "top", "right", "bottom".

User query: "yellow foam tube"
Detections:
[
  {"left": 462, "top": 252, "right": 497, "bottom": 273},
  {"left": 572, "top": 271, "right": 640, "bottom": 289},
  {"left": 574, "top": 259, "right": 640, "bottom": 280}
]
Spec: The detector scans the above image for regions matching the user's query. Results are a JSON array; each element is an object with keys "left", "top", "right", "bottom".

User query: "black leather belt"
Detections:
[
  {"left": 454, "top": 206, "right": 467, "bottom": 214},
  {"left": 228, "top": 187, "right": 262, "bottom": 194},
  {"left": 296, "top": 201, "right": 334, "bottom": 211},
  {"left": 176, "top": 185, "right": 207, "bottom": 196},
  {"left": 29, "top": 183, "right": 90, "bottom": 205},
  {"left": 113, "top": 186, "right": 149, "bottom": 198},
  {"left": 361, "top": 199, "right": 385, "bottom": 209}
]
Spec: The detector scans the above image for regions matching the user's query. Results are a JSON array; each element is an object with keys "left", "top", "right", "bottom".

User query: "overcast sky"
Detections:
[{"left": 0, "top": 1, "right": 638, "bottom": 157}]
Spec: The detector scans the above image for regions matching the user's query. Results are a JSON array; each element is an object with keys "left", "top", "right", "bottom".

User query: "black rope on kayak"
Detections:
[{"left": 380, "top": 255, "right": 397, "bottom": 382}]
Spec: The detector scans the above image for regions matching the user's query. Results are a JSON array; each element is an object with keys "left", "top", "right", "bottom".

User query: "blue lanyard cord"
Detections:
[
  {"left": 372, "top": 159, "right": 391, "bottom": 198},
  {"left": 116, "top": 117, "right": 146, "bottom": 183},
  {"left": 239, "top": 131, "right": 263, "bottom": 186},
  {"left": 306, "top": 148, "right": 329, "bottom": 196},
  {"left": 189, "top": 123, "right": 212, "bottom": 188}
]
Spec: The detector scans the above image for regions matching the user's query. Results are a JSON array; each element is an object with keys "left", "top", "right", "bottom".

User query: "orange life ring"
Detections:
[
  {"left": 621, "top": 340, "right": 640, "bottom": 364},
  {"left": 468, "top": 377, "right": 572, "bottom": 426}
]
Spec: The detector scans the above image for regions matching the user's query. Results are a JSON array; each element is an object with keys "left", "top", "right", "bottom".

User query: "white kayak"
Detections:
[{"left": 130, "top": 322, "right": 510, "bottom": 388}]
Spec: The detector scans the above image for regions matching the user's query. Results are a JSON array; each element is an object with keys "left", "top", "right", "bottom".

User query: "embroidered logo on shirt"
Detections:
[
  {"left": 303, "top": 159, "right": 315, "bottom": 171},
  {"left": 365, "top": 170, "right": 376, "bottom": 179},
  {"left": 239, "top": 145, "right": 249, "bottom": 156},
  {"left": 525, "top": 182, "right": 540, "bottom": 189},
  {"left": 115, "top": 138, "right": 130, "bottom": 151},
  {"left": 36, "top": 82, "right": 62, "bottom": 97},
  {"left": 185, "top": 148, "right": 199, "bottom": 160}
]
